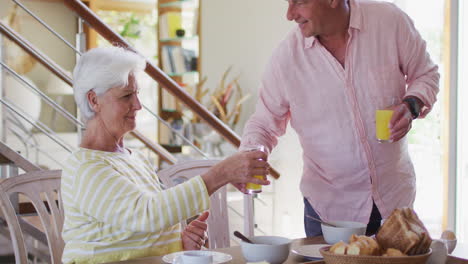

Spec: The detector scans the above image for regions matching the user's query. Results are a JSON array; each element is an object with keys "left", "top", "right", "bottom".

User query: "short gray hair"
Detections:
[{"left": 72, "top": 47, "right": 146, "bottom": 121}]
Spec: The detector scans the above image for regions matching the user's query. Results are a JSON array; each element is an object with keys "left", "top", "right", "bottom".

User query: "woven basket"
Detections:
[{"left": 319, "top": 246, "right": 432, "bottom": 264}]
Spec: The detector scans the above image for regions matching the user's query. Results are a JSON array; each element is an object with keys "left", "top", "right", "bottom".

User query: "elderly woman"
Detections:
[{"left": 61, "top": 47, "right": 269, "bottom": 264}]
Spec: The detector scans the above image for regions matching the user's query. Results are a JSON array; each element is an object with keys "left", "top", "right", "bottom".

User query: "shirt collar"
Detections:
[{"left": 304, "top": 0, "right": 363, "bottom": 49}]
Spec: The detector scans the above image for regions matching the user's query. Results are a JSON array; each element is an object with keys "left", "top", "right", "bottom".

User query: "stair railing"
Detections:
[
  {"left": 1, "top": 0, "right": 272, "bottom": 236},
  {"left": 0, "top": 20, "right": 177, "bottom": 164},
  {"left": 63, "top": 0, "right": 281, "bottom": 180}
]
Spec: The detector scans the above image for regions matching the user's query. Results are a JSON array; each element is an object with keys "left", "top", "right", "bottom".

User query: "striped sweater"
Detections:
[{"left": 61, "top": 148, "right": 210, "bottom": 263}]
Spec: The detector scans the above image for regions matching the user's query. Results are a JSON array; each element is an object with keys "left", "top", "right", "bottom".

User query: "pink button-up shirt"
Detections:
[{"left": 240, "top": 0, "right": 439, "bottom": 223}]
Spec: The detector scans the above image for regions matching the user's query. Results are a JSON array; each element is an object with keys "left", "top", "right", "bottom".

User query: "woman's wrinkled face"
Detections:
[{"left": 96, "top": 74, "right": 142, "bottom": 137}]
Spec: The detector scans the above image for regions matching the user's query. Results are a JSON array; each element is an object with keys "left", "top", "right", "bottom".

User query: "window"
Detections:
[
  {"left": 457, "top": 0, "right": 467, "bottom": 244},
  {"left": 389, "top": 0, "right": 447, "bottom": 237}
]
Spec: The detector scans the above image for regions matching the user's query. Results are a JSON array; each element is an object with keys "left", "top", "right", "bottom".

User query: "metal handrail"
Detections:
[
  {"left": 142, "top": 105, "right": 207, "bottom": 158},
  {"left": 2, "top": 0, "right": 263, "bottom": 236},
  {"left": 4, "top": 0, "right": 281, "bottom": 178},
  {"left": 129, "top": 130, "right": 177, "bottom": 164},
  {"left": 65, "top": 0, "right": 237, "bottom": 142},
  {"left": 5, "top": 98, "right": 75, "bottom": 152},
  {"left": 0, "top": 20, "right": 177, "bottom": 164},
  {"left": 11, "top": 0, "right": 82, "bottom": 55},
  {"left": 0, "top": 62, "right": 84, "bottom": 129},
  {"left": 7, "top": 125, "right": 30, "bottom": 158},
  {"left": 6, "top": 115, "right": 66, "bottom": 168},
  {"left": 6, "top": 114, "right": 39, "bottom": 159},
  {"left": 63, "top": 0, "right": 281, "bottom": 179},
  {"left": 2, "top": 12, "right": 199, "bottom": 160},
  {"left": 0, "top": 99, "right": 74, "bottom": 153},
  {"left": 0, "top": 22, "right": 72, "bottom": 86}
]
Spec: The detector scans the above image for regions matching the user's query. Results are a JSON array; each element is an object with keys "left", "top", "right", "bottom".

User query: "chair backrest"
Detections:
[
  {"left": 0, "top": 170, "right": 63, "bottom": 264},
  {"left": 157, "top": 160, "right": 230, "bottom": 249},
  {"left": 0, "top": 140, "right": 42, "bottom": 173}
]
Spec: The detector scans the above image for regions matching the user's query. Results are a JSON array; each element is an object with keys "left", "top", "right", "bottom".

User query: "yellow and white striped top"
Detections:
[{"left": 61, "top": 148, "right": 210, "bottom": 264}]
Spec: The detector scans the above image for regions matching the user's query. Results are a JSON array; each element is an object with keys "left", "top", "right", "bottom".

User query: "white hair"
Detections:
[{"left": 72, "top": 47, "right": 146, "bottom": 121}]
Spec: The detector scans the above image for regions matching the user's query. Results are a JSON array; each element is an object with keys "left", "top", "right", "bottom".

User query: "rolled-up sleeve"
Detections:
[
  {"left": 397, "top": 9, "right": 440, "bottom": 117},
  {"left": 240, "top": 53, "right": 291, "bottom": 152}
]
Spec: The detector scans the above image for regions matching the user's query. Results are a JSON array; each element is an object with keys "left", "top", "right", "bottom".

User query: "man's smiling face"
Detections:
[{"left": 286, "top": 0, "right": 333, "bottom": 38}]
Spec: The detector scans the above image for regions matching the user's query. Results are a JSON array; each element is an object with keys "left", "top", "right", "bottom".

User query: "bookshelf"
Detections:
[
  {"left": 158, "top": 0, "right": 200, "bottom": 153},
  {"left": 84, "top": 0, "right": 200, "bottom": 154},
  {"left": 83, "top": 0, "right": 156, "bottom": 49}
]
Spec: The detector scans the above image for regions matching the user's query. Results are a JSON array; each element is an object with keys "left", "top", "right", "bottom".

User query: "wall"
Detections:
[
  {"left": 201, "top": 0, "right": 292, "bottom": 131},
  {"left": 201, "top": 0, "right": 306, "bottom": 238}
]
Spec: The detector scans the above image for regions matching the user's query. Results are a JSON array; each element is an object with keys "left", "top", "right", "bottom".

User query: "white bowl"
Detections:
[
  {"left": 240, "top": 236, "right": 292, "bottom": 264},
  {"left": 321, "top": 221, "right": 367, "bottom": 244},
  {"left": 442, "top": 239, "right": 457, "bottom": 254}
]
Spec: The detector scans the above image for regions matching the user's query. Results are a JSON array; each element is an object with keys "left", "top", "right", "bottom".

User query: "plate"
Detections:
[
  {"left": 291, "top": 244, "right": 329, "bottom": 260},
  {"left": 162, "top": 250, "right": 233, "bottom": 264}
]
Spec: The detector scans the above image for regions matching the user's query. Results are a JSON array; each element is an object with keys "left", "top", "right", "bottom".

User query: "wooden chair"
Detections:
[
  {"left": 0, "top": 170, "right": 63, "bottom": 264},
  {"left": 158, "top": 160, "right": 231, "bottom": 249}
]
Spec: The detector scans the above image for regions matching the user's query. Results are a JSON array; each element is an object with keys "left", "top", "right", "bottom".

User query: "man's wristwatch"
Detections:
[{"left": 403, "top": 97, "right": 421, "bottom": 119}]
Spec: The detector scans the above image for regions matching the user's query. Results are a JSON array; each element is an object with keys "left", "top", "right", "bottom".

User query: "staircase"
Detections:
[{"left": 0, "top": 0, "right": 280, "bottom": 259}]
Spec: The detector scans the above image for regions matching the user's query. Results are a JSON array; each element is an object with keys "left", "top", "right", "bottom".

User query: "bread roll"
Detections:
[
  {"left": 383, "top": 248, "right": 406, "bottom": 257},
  {"left": 339, "top": 235, "right": 380, "bottom": 256},
  {"left": 330, "top": 241, "right": 348, "bottom": 255}
]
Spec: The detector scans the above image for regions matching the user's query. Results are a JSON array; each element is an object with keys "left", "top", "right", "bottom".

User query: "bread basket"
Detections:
[{"left": 319, "top": 246, "right": 432, "bottom": 264}]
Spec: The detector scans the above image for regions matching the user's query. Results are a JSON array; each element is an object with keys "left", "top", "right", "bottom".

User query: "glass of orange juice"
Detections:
[
  {"left": 375, "top": 96, "right": 398, "bottom": 143},
  {"left": 376, "top": 110, "right": 394, "bottom": 143},
  {"left": 244, "top": 145, "right": 268, "bottom": 194}
]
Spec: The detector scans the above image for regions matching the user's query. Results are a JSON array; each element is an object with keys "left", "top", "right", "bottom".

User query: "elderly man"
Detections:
[{"left": 240, "top": 0, "right": 439, "bottom": 236}]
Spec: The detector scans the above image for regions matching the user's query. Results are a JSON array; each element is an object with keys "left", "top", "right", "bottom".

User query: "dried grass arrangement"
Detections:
[{"left": 189, "top": 66, "right": 250, "bottom": 128}]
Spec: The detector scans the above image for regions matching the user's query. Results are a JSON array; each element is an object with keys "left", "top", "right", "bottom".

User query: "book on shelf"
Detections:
[
  {"left": 171, "top": 47, "right": 186, "bottom": 73},
  {"left": 161, "top": 88, "right": 177, "bottom": 110},
  {"left": 183, "top": 49, "right": 197, "bottom": 71},
  {"left": 192, "top": 7, "right": 199, "bottom": 36},
  {"left": 161, "top": 46, "right": 174, "bottom": 73},
  {"left": 161, "top": 46, "right": 197, "bottom": 74},
  {"left": 159, "top": 12, "right": 182, "bottom": 39}
]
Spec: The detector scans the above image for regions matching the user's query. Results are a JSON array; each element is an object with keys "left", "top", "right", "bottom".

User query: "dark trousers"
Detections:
[{"left": 304, "top": 198, "right": 382, "bottom": 237}]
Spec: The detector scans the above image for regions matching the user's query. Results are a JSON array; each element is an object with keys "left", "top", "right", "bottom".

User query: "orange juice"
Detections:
[
  {"left": 376, "top": 110, "right": 394, "bottom": 143},
  {"left": 243, "top": 145, "right": 268, "bottom": 194},
  {"left": 246, "top": 175, "right": 264, "bottom": 194}
]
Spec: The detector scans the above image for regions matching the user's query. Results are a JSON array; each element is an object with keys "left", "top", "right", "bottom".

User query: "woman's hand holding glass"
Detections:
[
  {"left": 201, "top": 151, "right": 270, "bottom": 195},
  {"left": 227, "top": 150, "right": 270, "bottom": 193}
]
